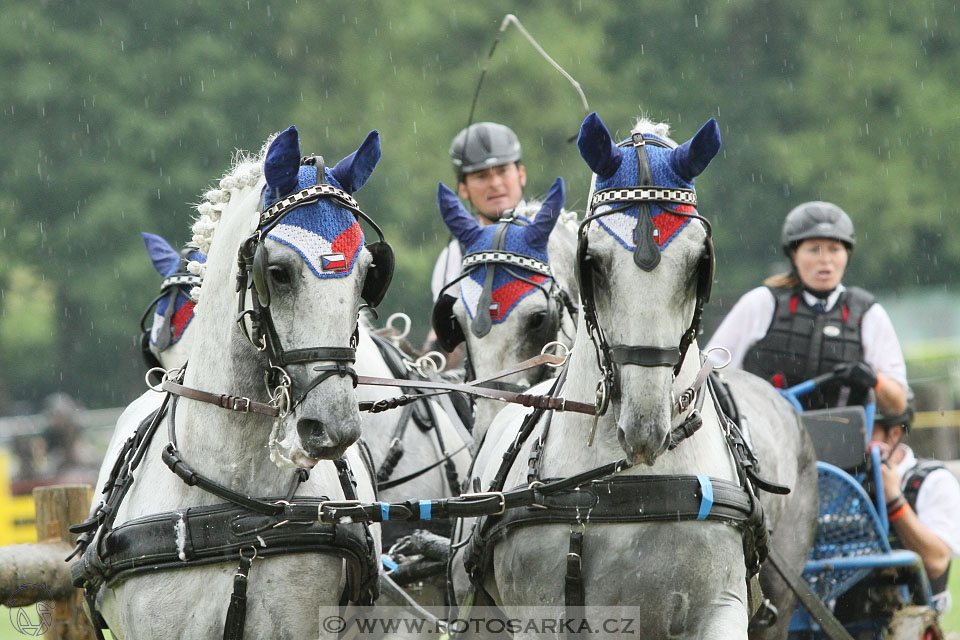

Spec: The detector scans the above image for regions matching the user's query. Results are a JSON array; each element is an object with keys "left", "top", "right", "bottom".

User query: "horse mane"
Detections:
[
  {"left": 186, "top": 136, "right": 274, "bottom": 302},
  {"left": 631, "top": 117, "right": 676, "bottom": 147}
]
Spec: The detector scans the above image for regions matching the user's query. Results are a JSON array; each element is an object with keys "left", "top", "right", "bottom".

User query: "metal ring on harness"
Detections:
[
  {"left": 145, "top": 367, "right": 169, "bottom": 393},
  {"left": 416, "top": 351, "right": 447, "bottom": 376},
  {"left": 540, "top": 341, "right": 569, "bottom": 367},
  {"left": 385, "top": 312, "right": 411, "bottom": 341},
  {"left": 705, "top": 346, "right": 732, "bottom": 370}
]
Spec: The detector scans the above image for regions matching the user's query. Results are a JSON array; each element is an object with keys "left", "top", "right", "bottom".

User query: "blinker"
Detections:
[{"left": 252, "top": 243, "right": 270, "bottom": 307}]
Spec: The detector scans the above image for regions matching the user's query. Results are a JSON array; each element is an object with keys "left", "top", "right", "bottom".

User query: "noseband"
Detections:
[
  {"left": 576, "top": 133, "right": 715, "bottom": 416},
  {"left": 235, "top": 155, "right": 393, "bottom": 416}
]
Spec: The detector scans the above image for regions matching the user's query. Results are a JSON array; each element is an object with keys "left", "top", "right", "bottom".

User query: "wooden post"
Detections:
[{"left": 31, "top": 485, "right": 97, "bottom": 640}]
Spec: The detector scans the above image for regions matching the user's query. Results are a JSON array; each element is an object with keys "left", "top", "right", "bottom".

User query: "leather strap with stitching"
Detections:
[{"left": 162, "top": 379, "right": 280, "bottom": 417}]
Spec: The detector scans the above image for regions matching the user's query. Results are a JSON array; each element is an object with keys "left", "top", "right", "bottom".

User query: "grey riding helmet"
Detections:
[
  {"left": 781, "top": 201, "right": 856, "bottom": 252},
  {"left": 450, "top": 122, "right": 522, "bottom": 177}
]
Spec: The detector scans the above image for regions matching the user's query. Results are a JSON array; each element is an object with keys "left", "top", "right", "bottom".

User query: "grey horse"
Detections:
[{"left": 450, "top": 113, "right": 817, "bottom": 639}]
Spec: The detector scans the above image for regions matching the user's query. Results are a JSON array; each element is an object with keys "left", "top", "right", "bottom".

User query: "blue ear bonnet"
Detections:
[
  {"left": 151, "top": 249, "right": 206, "bottom": 347},
  {"left": 594, "top": 139, "right": 696, "bottom": 252},
  {"left": 459, "top": 217, "right": 552, "bottom": 323},
  {"left": 263, "top": 164, "right": 365, "bottom": 280}
]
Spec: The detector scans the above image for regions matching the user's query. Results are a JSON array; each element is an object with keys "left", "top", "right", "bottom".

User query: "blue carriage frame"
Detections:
[{"left": 779, "top": 378, "right": 935, "bottom": 637}]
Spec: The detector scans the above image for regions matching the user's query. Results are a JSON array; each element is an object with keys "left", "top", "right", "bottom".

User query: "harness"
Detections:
[{"left": 71, "top": 158, "right": 393, "bottom": 639}]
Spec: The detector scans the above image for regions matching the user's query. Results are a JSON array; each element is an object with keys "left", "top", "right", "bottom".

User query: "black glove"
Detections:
[{"left": 832, "top": 361, "right": 878, "bottom": 390}]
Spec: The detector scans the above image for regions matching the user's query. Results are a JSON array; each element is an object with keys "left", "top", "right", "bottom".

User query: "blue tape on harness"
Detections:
[
  {"left": 381, "top": 555, "right": 398, "bottom": 571},
  {"left": 380, "top": 502, "right": 389, "bottom": 521},
  {"left": 419, "top": 500, "right": 432, "bottom": 520},
  {"left": 696, "top": 475, "right": 714, "bottom": 521}
]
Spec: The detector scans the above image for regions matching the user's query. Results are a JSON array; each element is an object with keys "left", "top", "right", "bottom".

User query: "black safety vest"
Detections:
[
  {"left": 743, "top": 286, "right": 875, "bottom": 411},
  {"left": 891, "top": 459, "right": 952, "bottom": 596}
]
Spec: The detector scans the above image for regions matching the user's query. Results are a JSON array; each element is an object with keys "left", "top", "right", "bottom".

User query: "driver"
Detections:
[
  {"left": 430, "top": 121, "right": 527, "bottom": 301},
  {"left": 424, "top": 122, "right": 527, "bottom": 356},
  {"left": 871, "top": 398, "right": 960, "bottom": 612},
  {"left": 706, "top": 201, "right": 907, "bottom": 415}
]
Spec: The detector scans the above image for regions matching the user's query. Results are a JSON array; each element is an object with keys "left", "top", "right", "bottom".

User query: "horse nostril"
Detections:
[{"left": 297, "top": 418, "right": 332, "bottom": 452}]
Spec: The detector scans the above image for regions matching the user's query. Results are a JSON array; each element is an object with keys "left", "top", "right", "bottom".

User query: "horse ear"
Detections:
[
  {"left": 577, "top": 112, "right": 622, "bottom": 179},
  {"left": 264, "top": 126, "right": 302, "bottom": 198},
  {"left": 331, "top": 130, "right": 381, "bottom": 193},
  {"left": 523, "top": 177, "right": 565, "bottom": 249},
  {"left": 141, "top": 232, "right": 180, "bottom": 277},
  {"left": 669, "top": 118, "right": 722, "bottom": 181},
  {"left": 437, "top": 182, "right": 483, "bottom": 247}
]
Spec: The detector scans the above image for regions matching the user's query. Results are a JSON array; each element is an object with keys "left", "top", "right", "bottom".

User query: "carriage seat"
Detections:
[{"left": 800, "top": 406, "right": 868, "bottom": 471}]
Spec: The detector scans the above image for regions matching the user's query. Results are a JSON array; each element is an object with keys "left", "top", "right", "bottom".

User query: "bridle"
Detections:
[
  {"left": 138, "top": 248, "right": 203, "bottom": 370},
  {"left": 575, "top": 132, "right": 715, "bottom": 418},
  {"left": 433, "top": 215, "right": 575, "bottom": 347},
  {"left": 432, "top": 214, "right": 575, "bottom": 389},
  {"left": 232, "top": 155, "right": 394, "bottom": 418}
]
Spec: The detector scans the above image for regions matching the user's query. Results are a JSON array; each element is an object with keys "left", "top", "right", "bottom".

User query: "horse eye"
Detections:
[
  {"left": 268, "top": 265, "right": 293, "bottom": 285},
  {"left": 529, "top": 311, "right": 548, "bottom": 330}
]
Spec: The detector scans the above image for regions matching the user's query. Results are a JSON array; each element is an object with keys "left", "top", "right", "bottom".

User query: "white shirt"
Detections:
[
  {"left": 431, "top": 239, "right": 463, "bottom": 302},
  {"left": 896, "top": 445, "right": 960, "bottom": 609},
  {"left": 705, "top": 284, "right": 907, "bottom": 389}
]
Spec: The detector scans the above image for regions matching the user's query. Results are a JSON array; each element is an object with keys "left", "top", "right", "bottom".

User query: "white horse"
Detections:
[
  {"left": 77, "top": 126, "right": 385, "bottom": 639},
  {"left": 431, "top": 181, "right": 580, "bottom": 444},
  {"left": 453, "top": 113, "right": 817, "bottom": 639},
  {"left": 135, "top": 234, "right": 472, "bottom": 549}
]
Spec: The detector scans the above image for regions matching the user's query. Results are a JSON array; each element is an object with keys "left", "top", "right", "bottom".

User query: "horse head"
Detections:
[
  {"left": 187, "top": 125, "right": 386, "bottom": 466},
  {"left": 577, "top": 112, "right": 720, "bottom": 464},
  {"left": 140, "top": 232, "right": 205, "bottom": 371},
  {"left": 433, "top": 179, "right": 575, "bottom": 439}
]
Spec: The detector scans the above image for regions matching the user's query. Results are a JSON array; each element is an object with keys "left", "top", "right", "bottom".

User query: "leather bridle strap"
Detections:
[
  {"left": 162, "top": 379, "right": 280, "bottom": 417},
  {"left": 608, "top": 345, "right": 680, "bottom": 368},
  {"left": 356, "top": 376, "right": 596, "bottom": 415}
]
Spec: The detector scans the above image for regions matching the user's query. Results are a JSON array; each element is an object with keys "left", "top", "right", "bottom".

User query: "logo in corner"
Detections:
[{"left": 7, "top": 582, "right": 55, "bottom": 636}]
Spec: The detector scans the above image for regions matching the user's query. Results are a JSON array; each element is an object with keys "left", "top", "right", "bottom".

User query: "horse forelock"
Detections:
[{"left": 630, "top": 117, "right": 676, "bottom": 146}]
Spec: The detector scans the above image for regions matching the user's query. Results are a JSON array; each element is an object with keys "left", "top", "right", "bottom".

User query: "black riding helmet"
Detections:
[
  {"left": 450, "top": 122, "right": 522, "bottom": 178},
  {"left": 875, "top": 388, "right": 915, "bottom": 433},
  {"left": 781, "top": 201, "right": 856, "bottom": 254}
]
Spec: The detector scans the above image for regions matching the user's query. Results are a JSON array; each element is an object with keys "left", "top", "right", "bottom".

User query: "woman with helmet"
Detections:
[
  {"left": 867, "top": 393, "right": 960, "bottom": 612},
  {"left": 429, "top": 121, "right": 526, "bottom": 302},
  {"left": 706, "top": 201, "right": 907, "bottom": 416}
]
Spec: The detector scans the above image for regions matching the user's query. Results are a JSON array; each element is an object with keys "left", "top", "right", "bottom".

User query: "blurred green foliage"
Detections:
[{"left": 0, "top": 1, "right": 957, "bottom": 409}]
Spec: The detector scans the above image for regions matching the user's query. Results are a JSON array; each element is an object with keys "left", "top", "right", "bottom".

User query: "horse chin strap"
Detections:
[{"left": 576, "top": 133, "right": 715, "bottom": 420}]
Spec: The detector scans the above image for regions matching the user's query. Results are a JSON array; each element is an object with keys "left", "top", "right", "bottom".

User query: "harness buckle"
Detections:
[
  {"left": 460, "top": 491, "right": 506, "bottom": 516},
  {"left": 234, "top": 397, "right": 251, "bottom": 413},
  {"left": 318, "top": 500, "right": 362, "bottom": 524}
]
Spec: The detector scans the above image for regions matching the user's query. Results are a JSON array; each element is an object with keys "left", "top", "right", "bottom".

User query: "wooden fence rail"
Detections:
[{"left": 0, "top": 485, "right": 95, "bottom": 640}]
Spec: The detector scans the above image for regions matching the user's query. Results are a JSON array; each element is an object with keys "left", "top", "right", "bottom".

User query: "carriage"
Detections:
[{"left": 778, "top": 373, "right": 943, "bottom": 640}]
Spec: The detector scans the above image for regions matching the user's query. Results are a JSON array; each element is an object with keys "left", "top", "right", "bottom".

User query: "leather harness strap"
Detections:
[{"left": 162, "top": 379, "right": 280, "bottom": 417}]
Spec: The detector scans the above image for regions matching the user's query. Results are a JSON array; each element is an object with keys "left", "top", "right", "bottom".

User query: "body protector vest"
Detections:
[
  {"left": 743, "top": 285, "right": 875, "bottom": 411},
  {"left": 891, "top": 459, "right": 951, "bottom": 596}
]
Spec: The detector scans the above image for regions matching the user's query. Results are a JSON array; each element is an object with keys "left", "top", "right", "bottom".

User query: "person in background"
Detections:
[
  {"left": 424, "top": 122, "right": 527, "bottom": 357},
  {"left": 871, "top": 396, "right": 960, "bottom": 612},
  {"left": 706, "top": 201, "right": 907, "bottom": 415}
]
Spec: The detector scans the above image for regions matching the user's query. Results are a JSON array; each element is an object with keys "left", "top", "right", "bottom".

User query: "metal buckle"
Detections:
[
  {"left": 460, "top": 491, "right": 506, "bottom": 516},
  {"left": 234, "top": 397, "right": 251, "bottom": 413},
  {"left": 318, "top": 500, "right": 362, "bottom": 524},
  {"left": 566, "top": 552, "right": 582, "bottom": 571}
]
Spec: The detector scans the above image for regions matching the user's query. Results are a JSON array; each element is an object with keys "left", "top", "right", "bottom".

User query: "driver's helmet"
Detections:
[
  {"left": 450, "top": 122, "right": 522, "bottom": 177},
  {"left": 781, "top": 201, "right": 856, "bottom": 252},
  {"left": 875, "top": 388, "right": 915, "bottom": 433}
]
